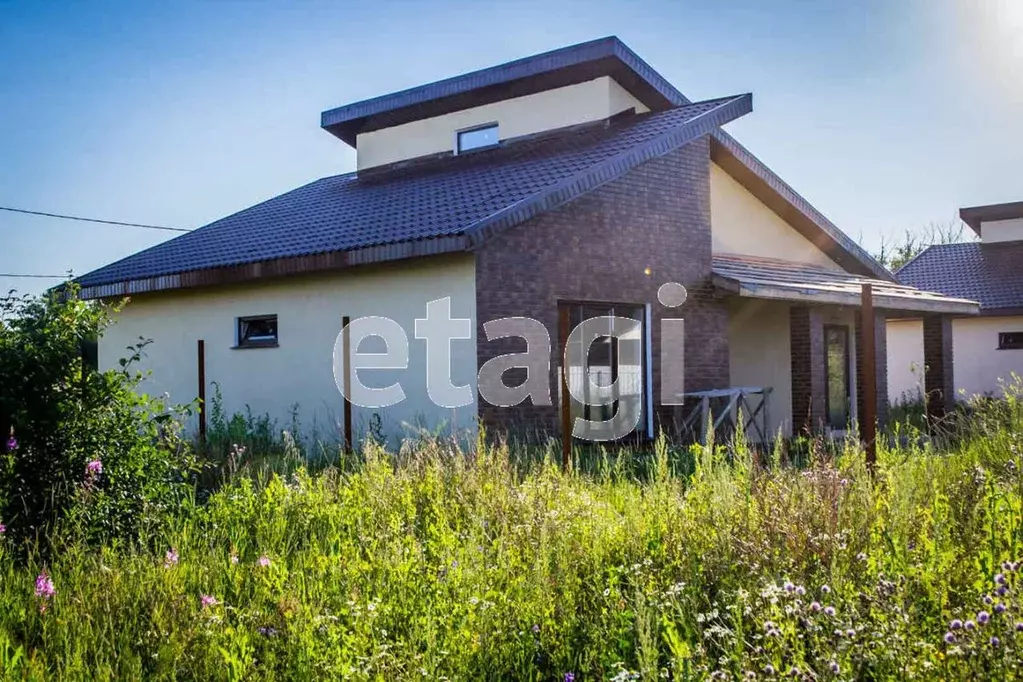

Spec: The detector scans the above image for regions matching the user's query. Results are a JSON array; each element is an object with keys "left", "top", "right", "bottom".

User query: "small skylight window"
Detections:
[
  {"left": 237, "top": 315, "right": 278, "bottom": 348},
  {"left": 456, "top": 124, "right": 499, "bottom": 154}
]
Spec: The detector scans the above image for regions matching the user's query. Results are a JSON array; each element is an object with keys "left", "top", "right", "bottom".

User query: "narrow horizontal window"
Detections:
[
  {"left": 998, "top": 331, "right": 1023, "bottom": 350},
  {"left": 237, "top": 315, "right": 278, "bottom": 348},
  {"left": 456, "top": 124, "right": 498, "bottom": 154}
]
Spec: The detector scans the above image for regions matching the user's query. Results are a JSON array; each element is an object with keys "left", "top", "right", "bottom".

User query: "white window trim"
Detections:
[{"left": 454, "top": 122, "right": 499, "bottom": 155}]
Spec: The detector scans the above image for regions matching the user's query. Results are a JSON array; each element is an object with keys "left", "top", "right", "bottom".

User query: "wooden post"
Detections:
[
  {"left": 197, "top": 339, "right": 207, "bottom": 444},
  {"left": 860, "top": 284, "right": 877, "bottom": 470},
  {"left": 342, "top": 315, "right": 353, "bottom": 454},
  {"left": 558, "top": 305, "right": 571, "bottom": 470}
]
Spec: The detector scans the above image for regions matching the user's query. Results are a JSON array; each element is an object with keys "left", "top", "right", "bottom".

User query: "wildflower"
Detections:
[
  {"left": 821, "top": 584, "right": 831, "bottom": 595},
  {"left": 257, "top": 626, "right": 278, "bottom": 637},
  {"left": 996, "top": 573, "right": 1007, "bottom": 585},
  {"left": 990, "top": 636, "right": 1000, "bottom": 647},
  {"left": 1015, "top": 622, "right": 1023, "bottom": 632},
  {"left": 763, "top": 664, "right": 776, "bottom": 675},
  {"left": 784, "top": 581, "right": 795, "bottom": 593},
  {"left": 944, "top": 632, "right": 956, "bottom": 644},
  {"left": 5, "top": 432, "right": 16, "bottom": 451},
  {"left": 809, "top": 601, "right": 822, "bottom": 613},
  {"left": 824, "top": 605, "right": 836, "bottom": 617},
  {"left": 164, "top": 549, "right": 179, "bottom": 568},
  {"left": 995, "top": 603, "right": 1006, "bottom": 614},
  {"left": 200, "top": 594, "right": 218, "bottom": 609},
  {"left": 230, "top": 553, "right": 239, "bottom": 565},
  {"left": 829, "top": 661, "right": 840, "bottom": 674},
  {"left": 834, "top": 629, "right": 844, "bottom": 637},
  {"left": 0, "top": 523, "right": 5, "bottom": 534},
  {"left": 965, "top": 620, "right": 977, "bottom": 630},
  {"left": 258, "top": 555, "right": 271, "bottom": 567},
  {"left": 564, "top": 674, "right": 575, "bottom": 682},
  {"left": 856, "top": 552, "right": 867, "bottom": 561},
  {"left": 846, "top": 628, "right": 856, "bottom": 638},
  {"left": 34, "top": 572, "right": 55, "bottom": 600},
  {"left": 85, "top": 459, "right": 103, "bottom": 476},
  {"left": 950, "top": 619, "right": 963, "bottom": 630},
  {"left": 795, "top": 585, "right": 806, "bottom": 596},
  {"left": 984, "top": 594, "right": 994, "bottom": 605},
  {"left": 1003, "top": 561, "right": 1014, "bottom": 572},
  {"left": 978, "top": 611, "right": 990, "bottom": 625},
  {"left": 531, "top": 624, "right": 540, "bottom": 634},
  {"left": 997, "top": 586, "right": 1009, "bottom": 597}
]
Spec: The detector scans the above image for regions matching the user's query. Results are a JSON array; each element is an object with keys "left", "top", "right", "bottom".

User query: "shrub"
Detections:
[{"left": 0, "top": 286, "right": 195, "bottom": 549}]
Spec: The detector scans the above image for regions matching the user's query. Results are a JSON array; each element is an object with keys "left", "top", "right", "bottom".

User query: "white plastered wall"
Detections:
[
  {"left": 709, "top": 162, "right": 843, "bottom": 271},
  {"left": 980, "top": 218, "right": 1023, "bottom": 244},
  {"left": 356, "top": 76, "right": 649, "bottom": 170},
  {"left": 952, "top": 315, "right": 1023, "bottom": 398},
  {"left": 885, "top": 319, "right": 925, "bottom": 405},
  {"left": 99, "top": 254, "right": 478, "bottom": 447}
]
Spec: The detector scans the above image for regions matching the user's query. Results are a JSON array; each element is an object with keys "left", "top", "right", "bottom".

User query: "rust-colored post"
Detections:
[
  {"left": 860, "top": 284, "right": 877, "bottom": 470},
  {"left": 342, "top": 315, "right": 353, "bottom": 454},
  {"left": 197, "top": 339, "right": 207, "bottom": 444},
  {"left": 558, "top": 305, "right": 572, "bottom": 469}
]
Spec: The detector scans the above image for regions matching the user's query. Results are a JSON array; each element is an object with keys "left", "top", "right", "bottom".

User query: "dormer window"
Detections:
[{"left": 456, "top": 123, "right": 499, "bottom": 154}]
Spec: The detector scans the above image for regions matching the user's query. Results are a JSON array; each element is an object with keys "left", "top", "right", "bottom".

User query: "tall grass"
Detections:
[{"left": 1, "top": 397, "right": 1022, "bottom": 680}]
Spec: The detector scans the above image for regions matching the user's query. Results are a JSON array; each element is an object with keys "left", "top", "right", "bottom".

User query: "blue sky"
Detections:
[{"left": 2, "top": 0, "right": 1021, "bottom": 295}]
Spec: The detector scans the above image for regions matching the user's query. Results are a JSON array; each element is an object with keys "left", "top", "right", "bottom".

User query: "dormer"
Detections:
[
  {"left": 320, "top": 37, "right": 687, "bottom": 173},
  {"left": 960, "top": 201, "right": 1023, "bottom": 244}
]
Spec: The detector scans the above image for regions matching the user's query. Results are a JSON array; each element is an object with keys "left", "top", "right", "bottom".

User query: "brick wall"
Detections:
[
  {"left": 474, "top": 137, "right": 729, "bottom": 436},
  {"left": 789, "top": 306, "right": 826, "bottom": 433},
  {"left": 923, "top": 314, "right": 955, "bottom": 418}
]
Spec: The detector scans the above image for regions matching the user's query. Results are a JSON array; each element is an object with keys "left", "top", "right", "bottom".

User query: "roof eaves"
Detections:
[{"left": 464, "top": 93, "right": 753, "bottom": 247}]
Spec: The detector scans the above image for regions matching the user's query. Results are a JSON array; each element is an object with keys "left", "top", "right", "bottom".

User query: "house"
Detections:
[
  {"left": 887, "top": 202, "right": 1023, "bottom": 405},
  {"left": 76, "top": 37, "right": 978, "bottom": 445}
]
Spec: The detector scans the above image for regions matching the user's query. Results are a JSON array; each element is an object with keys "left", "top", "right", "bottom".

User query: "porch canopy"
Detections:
[{"left": 711, "top": 254, "right": 980, "bottom": 316}]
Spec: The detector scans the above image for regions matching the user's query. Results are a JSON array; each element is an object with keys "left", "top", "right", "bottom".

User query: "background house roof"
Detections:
[
  {"left": 959, "top": 201, "right": 1023, "bottom": 236},
  {"left": 77, "top": 94, "right": 750, "bottom": 298},
  {"left": 896, "top": 241, "right": 1023, "bottom": 314},
  {"left": 713, "top": 253, "right": 978, "bottom": 315},
  {"left": 320, "top": 36, "right": 686, "bottom": 146}
]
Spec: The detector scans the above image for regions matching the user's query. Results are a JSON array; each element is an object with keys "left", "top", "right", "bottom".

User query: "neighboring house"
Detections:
[
  {"left": 76, "top": 37, "right": 977, "bottom": 444},
  {"left": 888, "top": 202, "right": 1023, "bottom": 404}
]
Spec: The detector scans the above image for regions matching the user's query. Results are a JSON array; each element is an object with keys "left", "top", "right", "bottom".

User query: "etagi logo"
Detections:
[{"left": 332, "top": 282, "right": 687, "bottom": 442}]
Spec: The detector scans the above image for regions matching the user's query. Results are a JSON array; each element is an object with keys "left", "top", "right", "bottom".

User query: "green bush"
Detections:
[{"left": 0, "top": 286, "right": 195, "bottom": 549}]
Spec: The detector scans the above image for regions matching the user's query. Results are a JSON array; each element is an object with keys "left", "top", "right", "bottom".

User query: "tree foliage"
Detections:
[
  {"left": 875, "top": 219, "right": 969, "bottom": 272},
  {"left": 0, "top": 285, "right": 194, "bottom": 551}
]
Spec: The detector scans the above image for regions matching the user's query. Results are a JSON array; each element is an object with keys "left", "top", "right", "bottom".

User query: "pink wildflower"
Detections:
[
  {"left": 164, "top": 549, "right": 179, "bottom": 568},
  {"left": 258, "top": 555, "right": 271, "bottom": 568},
  {"left": 85, "top": 459, "right": 103, "bottom": 476},
  {"left": 35, "top": 572, "right": 55, "bottom": 600},
  {"left": 200, "top": 594, "right": 218, "bottom": 609}
]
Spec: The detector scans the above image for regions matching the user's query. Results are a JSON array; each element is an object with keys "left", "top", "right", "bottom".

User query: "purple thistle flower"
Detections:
[
  {"left": 1015, "top": 622, "right": 1023, "bottom": 632},
  {"left": 795, "top": 585, "right": 806, "bottom": 596},
  {"left": 965, "top": 620, "right": 977, "bottom": 630},
  {"left": 978, "top": 611, "right": 990, "bottom": 625},
  {"left": 847, "top": 629, "right": 856, "bottom": 638},
  {"left": 809, "top": 601, "right": 822, "bottom": 612},
  {"left": 564, "top": 674, "right": 575, "bottom": 682},
  {"left": 164, "top": 549, "right": 179, "bottom": 568},
  {"left": 821, "top": 584, "right": 831, "bottom": 594},
  {"left": 784, "top": 581, "right": 795, "bottom": 593},
  {"left": 34, "top": 572, "right": 55, "bottom": 599},
  {"left": 950, "top": 619, "right": 963, "bottom": 630},
  {"left": 984, "top": 594, "right": 994, "bottom": 605},
  {"left": 0, "top": 523, "right": 5, "bottom": 534},
  {"left": 531, "top": 624, "right": 540, "bottom": 634},
  {"left": 763, "top": 664, "right": 776, "bottom": 675},
  {"left": 996, "top": 573, "right": 1007, "bottom": 585},
  {"left": 995, "top": 603, "right": 1006, "bottom": 614},
  {"left": 997, "top": 585, "right": 1009, "bottom": 597},
  {"left": 258, "top": 555, "right": 271, "bottom": 567},
  {"left": 200, "top": 594, "right": 218, "bottom": 608},
  {"left": 5, "top": 435, "right": 16, "bottom": 452},
  {"left": 944, "top": 632, "right": 956, "bottom": 644},
  {"left": 824, "top": 605, "right": 836, "bottom": 617},
  {"left": 85, "top": 459, "right": 103, "bottom": 476},
  {"left": 1003, "top": 560, "right": 1014, "bottom": 572},
  {"left": 829, "top": 661, "right": 840, "bottom": 674},
  {"left": 990, "top": 636, "right": 1000, "bottom": 648}
]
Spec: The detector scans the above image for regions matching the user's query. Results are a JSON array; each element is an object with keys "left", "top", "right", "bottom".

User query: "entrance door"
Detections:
[{"left": 824, "top": 325, "right": 851, "bottom": 430}]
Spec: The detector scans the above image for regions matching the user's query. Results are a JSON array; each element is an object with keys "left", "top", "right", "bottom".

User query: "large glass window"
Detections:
[
  {"left": 560, "top": 302, "right": 649, "bottom": 440},
  {"left": 824, "top": 325, "right": 850, "bottom": 430}
]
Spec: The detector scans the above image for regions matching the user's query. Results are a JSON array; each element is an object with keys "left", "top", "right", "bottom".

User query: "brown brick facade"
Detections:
[
  {"left": 474, "top": 137, "right": 729, "bottom": 437},
  {"left": 789, "top": 306, "right": 826, "bottom": 433}
]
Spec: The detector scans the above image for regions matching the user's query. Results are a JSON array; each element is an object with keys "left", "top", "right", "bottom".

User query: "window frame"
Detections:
[
  {"left": 823, "top": 324, "right": 852, "bottom": 431},
  {"left": 235, "top": 314, "right": 279, "bottom": 349},
  {"left": 998, "top": 331, "right": 1023, "bottom": 350},
  {"left": 454, "top": 122, "right": 499, "bottom": 155}
]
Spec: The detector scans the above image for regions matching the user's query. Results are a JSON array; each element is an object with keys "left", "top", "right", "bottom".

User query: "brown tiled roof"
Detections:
[{"left": 896, "top": 241, "right": 1023, "bottom": 313}]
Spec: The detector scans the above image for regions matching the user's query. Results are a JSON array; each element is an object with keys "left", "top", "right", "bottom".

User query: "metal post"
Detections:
[
  {"left": 197, "top": 339, "right": 207, "bottom": 444},
  {"left": 342, "top": 315, "right": 353, "bottom": 454},
  {"left": 860, "top": 284, "right": 877, "bottom": 470}
]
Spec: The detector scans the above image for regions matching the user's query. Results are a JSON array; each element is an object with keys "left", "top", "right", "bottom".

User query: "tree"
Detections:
[{"left": 874, "top": 219, "right": 969, "bottom": 272}]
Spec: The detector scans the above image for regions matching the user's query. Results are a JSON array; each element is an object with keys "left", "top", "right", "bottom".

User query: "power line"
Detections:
[
  {"left": 0, "top": 273, "right": 69, "bottom": 279},
  {"left": 0, "top": 205, "right": 189, "bottom": 233}
]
